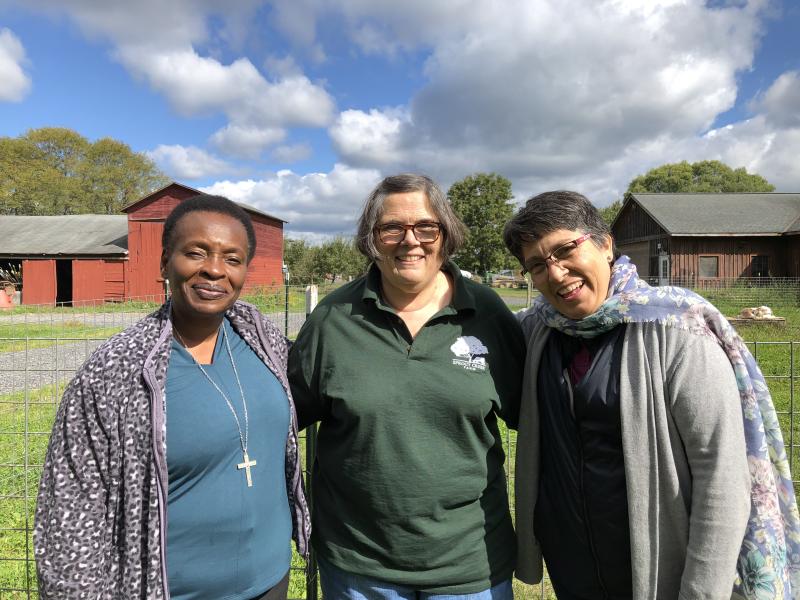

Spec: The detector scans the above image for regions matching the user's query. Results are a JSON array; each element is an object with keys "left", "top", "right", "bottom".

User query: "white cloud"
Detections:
[
  {"left": 116, "top": 47, "right": 335, "bottom": 128},
  {"left": 321, "top": 0, "right": 773, "bottom": 204},
  {"left": 329, "top": 108, "right": 407, "bottom": 167},
  {"left": 755, "top": 70, "right": 800, "bottom": 129},
  {"left": 147, "top": 144, "right": 235, "bottom": 180},
  {"left": 271, "top": 143, "right": 312, "bottom": 163},
  {"left": 201, "top": 164, "right": 382, "bottom": 236},
  {"left": 0, "top": 28, "right": 32, "bottom": 102},
  {"left": 210, "top": 124, "right": 286, "bottom": 159},
  {"left": 18, "top": 1, "right": 335, "bottom": 152}
]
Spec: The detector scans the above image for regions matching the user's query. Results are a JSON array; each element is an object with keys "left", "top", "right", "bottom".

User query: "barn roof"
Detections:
[
  {"left": 0, "top": 215, "right": 128, "bottom": 257},
  {"left": 629, "top": 193, "right": 800, "bottom": 236},
  {"left": 123, "top": 182, "right": 287, "bottom": 223}
]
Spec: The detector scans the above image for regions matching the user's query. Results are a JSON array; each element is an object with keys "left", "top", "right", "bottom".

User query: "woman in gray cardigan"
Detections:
[{"left": 504, "top": 190, "right": 799, "bottom": 600}]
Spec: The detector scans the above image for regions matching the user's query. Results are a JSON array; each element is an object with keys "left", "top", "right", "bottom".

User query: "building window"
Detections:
[
  {"left": 751, "top": 255, "right": 769, "bottom": 278},
  {"left": 698, "top": 255, "right": 719, "bottom": 278}
]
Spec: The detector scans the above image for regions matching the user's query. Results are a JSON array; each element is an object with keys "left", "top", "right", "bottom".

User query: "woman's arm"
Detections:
[
  {"left": 34, "top": 368, "right": 117, "bottom": 599},
  {"left": 668, "top": 333, "right": 750, "bottom": 599},
  {"left": 288, "top": 309, "right": 331, "bottom": 430}
]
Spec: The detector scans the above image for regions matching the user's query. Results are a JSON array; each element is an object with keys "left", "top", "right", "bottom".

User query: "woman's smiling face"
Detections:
[
  {"left": 374, "top": 190, "right": 445, "bottom": 297},
  {"left": 160, "top": 210, "right": 249, "bottom": 325},
  {"left": 521, "top": 228, "right": 613, "bottom": 319}
]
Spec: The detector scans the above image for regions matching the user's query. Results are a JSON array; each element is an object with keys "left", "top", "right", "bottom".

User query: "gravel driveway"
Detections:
[
  {"left": 0, "top": 309, "right": 309, "bottom": 395},
  {"left": 0, "top": 338, "right": 106, "bottom": 394}
]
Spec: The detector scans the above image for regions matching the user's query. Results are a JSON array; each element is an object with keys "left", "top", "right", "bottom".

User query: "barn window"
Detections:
[{"left": 698, "top": 255, "right": 719, "bottom": 278}]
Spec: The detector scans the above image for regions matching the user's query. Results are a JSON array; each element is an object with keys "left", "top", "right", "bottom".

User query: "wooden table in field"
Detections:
[{"left": 728, "top": 316, "right": 787, "bottom": 327}]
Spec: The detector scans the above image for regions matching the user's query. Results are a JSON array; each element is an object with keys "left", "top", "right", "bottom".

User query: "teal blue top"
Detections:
[{"left": 166, "top": 318, "right": 291, "bottom": 600}]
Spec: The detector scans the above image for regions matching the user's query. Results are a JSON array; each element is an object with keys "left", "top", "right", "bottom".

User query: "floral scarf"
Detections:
[{"left": 528, "top": 255, "right": 800, "bottom": 599}]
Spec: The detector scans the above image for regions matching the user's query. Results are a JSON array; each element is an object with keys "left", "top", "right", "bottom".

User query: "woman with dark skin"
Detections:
[{"left": 35, "top": 195, "right": 310, "bottom": 600}]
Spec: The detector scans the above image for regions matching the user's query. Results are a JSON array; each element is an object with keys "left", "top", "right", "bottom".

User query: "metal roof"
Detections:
[
  {"left": 629, "top": 193, "right": 800, "bottom": 235},
  {"left": 123, "top": 181, "right": 287, "bottom": 223},
  {"left": 0, "top": 215, "right": 128, "bottom": 257}
]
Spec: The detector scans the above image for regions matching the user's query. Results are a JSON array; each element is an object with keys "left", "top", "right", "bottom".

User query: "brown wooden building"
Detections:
[
  {"left": 611, "top": 193, "right": 800, "bottom": 284},
  {"left": 0, "top": 182, "right": 286, "bottom": 306}
]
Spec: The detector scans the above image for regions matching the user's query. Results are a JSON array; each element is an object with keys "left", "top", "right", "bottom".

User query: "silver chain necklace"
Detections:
[{"left": 173, "top": 322, "right": 257, "bottom": 487}]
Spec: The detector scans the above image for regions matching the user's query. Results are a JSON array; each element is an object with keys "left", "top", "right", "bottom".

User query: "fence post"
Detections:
[
  {"left": 284, "top": 286, "right": 290, "bottom": 336},
  {"left": 304, "top": 285, "right": 319, "bottom": 600}
]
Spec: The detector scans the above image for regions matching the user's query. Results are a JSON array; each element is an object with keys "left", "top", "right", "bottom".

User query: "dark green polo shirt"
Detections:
[{"left": 288, "top": 262, "right": 525, "bottom": 593}]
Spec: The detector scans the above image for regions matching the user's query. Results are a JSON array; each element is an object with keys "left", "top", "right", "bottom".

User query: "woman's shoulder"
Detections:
[
  {"left": 83, "top": 306, "right": 169, "bottom": 371},
  {"left": 621, "top": 319, "right": 728, "bottom": 371},
  {"left": 319, "top": 276, "right": 368, "bottom": 306},
  {"left": 459, "top": 276, "right": 520, "bottom": 317}
]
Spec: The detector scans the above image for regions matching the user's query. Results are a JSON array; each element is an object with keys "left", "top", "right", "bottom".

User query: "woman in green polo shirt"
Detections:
[{"left": 289, "top": 173, "right": 525, "bottom": 599}]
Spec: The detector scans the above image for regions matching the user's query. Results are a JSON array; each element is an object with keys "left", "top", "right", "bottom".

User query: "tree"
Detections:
[
  {"left": 0, "top": 127, "right": 169, "bottom": 215},
  {"left": 448, "top": 173, "right": 517, "bottom": 275},
  {"left": 283, "top": 236, "right": 368, "bottom": 284},
  {"left": 312, "top": 237, "right": 367, "bottom": 283},
  {"left": 599, "top": 200, "right": 623, "bottom": 225},
  {"left": 81, "top": 138, "right": 171, "bottom": 213},
  {"left": 626, "top": 160, "right": 774, "bottom": 198}
]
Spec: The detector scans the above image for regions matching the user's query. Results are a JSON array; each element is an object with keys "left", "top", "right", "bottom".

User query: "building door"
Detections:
[
  {"left": 21, "top": 259, "right": 56, "bottom": 305},
  {"left": 658, "top": 253, "right": 670, "bottom": 286},
  {"left": 55, "top": 260, "right": 73, "bottom": 306},
  {"left": 751, "top": 255, "right": 769, "bottom": 279}
]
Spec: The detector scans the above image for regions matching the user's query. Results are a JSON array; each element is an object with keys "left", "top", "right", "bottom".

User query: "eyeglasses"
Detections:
[
  {"left": 375, "top": 221, "right": 442, "bottom": 244},
  {"left": 522, "top": 233, "right": 592, "bottom": 278}
]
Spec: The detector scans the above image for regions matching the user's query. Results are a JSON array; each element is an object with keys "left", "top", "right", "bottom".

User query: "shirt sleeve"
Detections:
[
  {"left": 667, "top": 333, "right": 750, "bottom": 599},
  {"left": 288, "top": 307, "right": 331, "bottom": 430},
  {"left": 488, "top": 302, "right": 526, "bottom": 429},
  {"left": 34, "top": 365, "right": 117, "bottom": 599}
]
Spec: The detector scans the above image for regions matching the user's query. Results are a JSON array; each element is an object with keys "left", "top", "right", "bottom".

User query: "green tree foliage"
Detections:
[
  {"left": 626, "top": 160, "right": 775, "bottom": 198},
  {"left": 599, "top": 200, "right": 623, "bottom": 225},
  {"left": 600, "top": 160, "right": 774, "bottom": 227},
  {"left": 0, "top": 127, "right": 170, "bottom": 215},
  {"left": 283, "top": 236, "right": 368, "bottom": 284},
  {"left": 448, "top": 173, "right": 517, "bottom": 275}
]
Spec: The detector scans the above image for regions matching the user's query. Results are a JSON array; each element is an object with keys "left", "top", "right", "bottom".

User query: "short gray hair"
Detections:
[
  {"left": 503, "top": 190, "right": 617, "bottom": 264},
  {"left": 356, "top": 173, "right": 467, "bottom": 262}
]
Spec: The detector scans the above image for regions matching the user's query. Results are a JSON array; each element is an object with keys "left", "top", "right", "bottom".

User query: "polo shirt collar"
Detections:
[{"left": 362, "top": 260, "right": 477, "bottom": 313}]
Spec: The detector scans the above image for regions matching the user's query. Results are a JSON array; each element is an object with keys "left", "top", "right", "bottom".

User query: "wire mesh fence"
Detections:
[
  {"left": 645, "top": 277, "right": 800, "bottom": 309},
  {"left": 3, "top": 282, "right": 799, "bottom": 598}
]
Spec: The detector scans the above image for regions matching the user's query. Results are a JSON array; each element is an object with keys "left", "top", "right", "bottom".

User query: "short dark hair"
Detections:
[
  {"left": 355, "top": 173, "right": 467, "bottom": 261},
  {"left": 503, "top": 190, "right": 617, "bottom": 264},
  {"left": 162, "top": 194, "right": 257, "bottom": 262}
]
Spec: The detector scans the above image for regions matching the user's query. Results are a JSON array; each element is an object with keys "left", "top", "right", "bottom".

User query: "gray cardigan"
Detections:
[
  {"left": 515, "top": 313, "right": 751, "bottom": 599},
  {"left": 34, "top": 301, "right": 311, "bottom": 599}
]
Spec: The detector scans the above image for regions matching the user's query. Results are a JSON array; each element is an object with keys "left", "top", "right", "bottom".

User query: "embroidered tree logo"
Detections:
[{"left": 450, "top": 336, "right": 489, "bottom": 362}]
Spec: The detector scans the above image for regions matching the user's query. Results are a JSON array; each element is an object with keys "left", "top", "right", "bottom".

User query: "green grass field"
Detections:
[
  {"left": 1, "top": 289, "right": 798, "bottom": 599},
  {"left": 0, "top": 323, "right": 124, "bottom": 354},
  {"left": 0, "top": 381, "right": 315, "bottom": 598}
]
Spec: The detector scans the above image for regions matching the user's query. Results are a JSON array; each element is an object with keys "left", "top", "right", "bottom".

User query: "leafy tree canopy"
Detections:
[
  {"left": 0, "top": 127, "right": 170, "bottom": 215},
  {"left": 283, "top": 236, "right": 368, "bottom": 284},
  {"left": 594, "top": 160, "right": 778, "bottom": 226},
  {"left": 599, "top": 200, "right": 623, "bottom": 226},
  {"left": 626, "top": 160, "right": 774, "bottom": 197},
  {"left": 448, "top": 172, "right": 517, "bottom": 275}
]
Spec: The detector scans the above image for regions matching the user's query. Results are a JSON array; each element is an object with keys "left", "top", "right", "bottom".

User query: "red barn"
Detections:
[
  {"left": 0, "top": 214, "right": 128, "bottom": 306},
  {"left": 0, "top": 182, "right": 286, "bottom": 306}
]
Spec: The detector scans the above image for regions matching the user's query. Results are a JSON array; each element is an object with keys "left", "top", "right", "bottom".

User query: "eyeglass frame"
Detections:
[
  {"left": 521, "top": 232, "right": 593, "bottom": 278},
  {"left": 374, "top": 221, "right": 443, "bottom": 244}
]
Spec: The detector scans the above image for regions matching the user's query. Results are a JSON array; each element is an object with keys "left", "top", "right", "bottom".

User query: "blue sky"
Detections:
[{"left": 1, "top": 1, "right": 799, "bottom": 240}]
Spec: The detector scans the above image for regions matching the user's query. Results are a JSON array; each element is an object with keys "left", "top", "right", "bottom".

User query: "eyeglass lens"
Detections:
[{"left": 378, "top": 223, "right": 440, "bottom": 243}]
